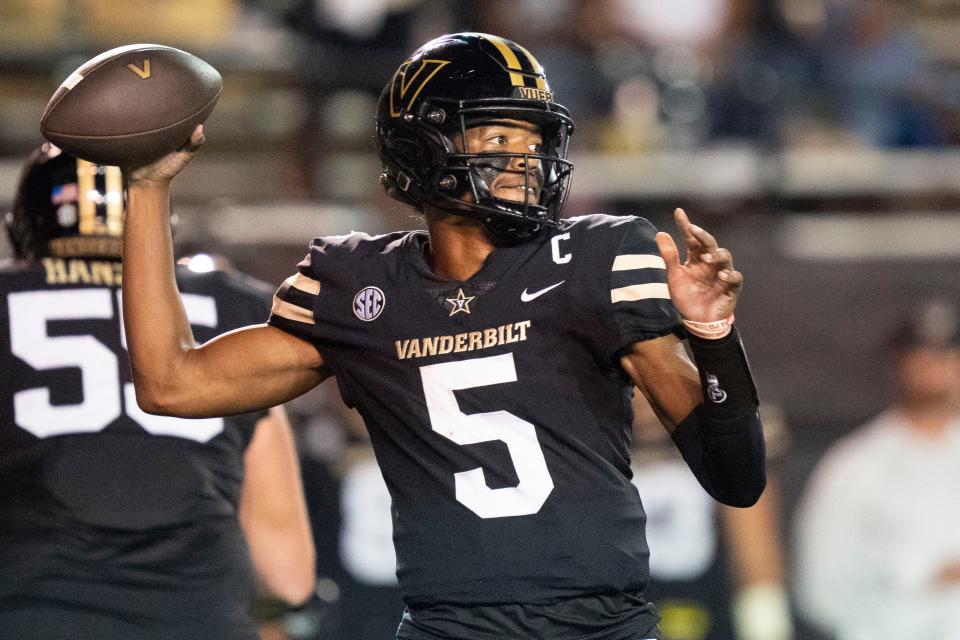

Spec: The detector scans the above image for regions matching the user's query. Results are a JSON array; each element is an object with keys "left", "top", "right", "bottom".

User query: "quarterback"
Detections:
[{"left": 122, "top": 33, "right": 766, "bottom": 640}]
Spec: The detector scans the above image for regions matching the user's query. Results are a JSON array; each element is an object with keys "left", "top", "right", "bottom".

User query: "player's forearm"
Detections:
[
  {"left": 723, "top": 485, "right": 793, "bottom": 640},
  {"left": 245, "top": 519, "right": 317, "bottom": 605},
  {"left": 722, "top": 478, "right": 786, "bottom": 585},
  {"left": 241, "top": 409, "right": 317, "bottom": 605},
  {"left": 672, "top": 405, "right": 766, "bottom": 506},
  {"left": 122, "top": 180, "right": 199, "bottom": 409},
  {"left": 673, "top": 329, "right": 767, "bottom": 507}
]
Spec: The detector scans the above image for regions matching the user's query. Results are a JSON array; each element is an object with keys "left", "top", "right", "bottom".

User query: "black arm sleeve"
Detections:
[{"left": 670, "top": 327, "right": 767, "bottom": 507}]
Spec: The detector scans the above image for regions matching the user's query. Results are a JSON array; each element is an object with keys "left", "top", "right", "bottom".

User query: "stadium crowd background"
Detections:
[{"left": 1, "top": 1, "right": 959, "bottom": 639}]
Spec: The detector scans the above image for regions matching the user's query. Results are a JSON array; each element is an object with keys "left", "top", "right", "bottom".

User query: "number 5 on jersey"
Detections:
[
  {"left": 420, "top": 353, "right": 554, "bottom": 519},
  {"left": 8, "top": 288, "right": 223, "bottom": 442}
]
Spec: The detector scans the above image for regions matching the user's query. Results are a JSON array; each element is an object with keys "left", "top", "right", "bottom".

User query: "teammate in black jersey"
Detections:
[
  {"left": 0, "top": 145, "right": 316, "bottom": 639},
  {"left": 121, "top": 33, "right": 766, "bottom": 640}
]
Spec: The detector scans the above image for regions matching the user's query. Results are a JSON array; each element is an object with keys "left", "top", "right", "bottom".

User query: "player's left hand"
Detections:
[{"left": 655, "top": 208, "right": 742, "bottom": 322}]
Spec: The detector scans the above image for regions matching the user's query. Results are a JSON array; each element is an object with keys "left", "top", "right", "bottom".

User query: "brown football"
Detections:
[{"left": 41, "top": 44, "right": 222, "bottom": 166}]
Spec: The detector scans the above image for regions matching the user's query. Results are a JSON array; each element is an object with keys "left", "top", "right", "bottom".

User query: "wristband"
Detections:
[
  {"left": 687, "top": 326, "right": 759, "bottom": 418},
  {"left": 682, "top": 314, "right": 734, "bottom": 339}
]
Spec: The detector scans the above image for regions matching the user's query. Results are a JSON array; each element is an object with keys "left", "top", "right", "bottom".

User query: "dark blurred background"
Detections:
[{"left": 2, "top": 2, "right": 959, "bottom": 638}]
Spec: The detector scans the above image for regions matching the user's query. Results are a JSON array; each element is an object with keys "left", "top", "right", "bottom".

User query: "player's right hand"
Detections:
[
  {"left": 655, "top": 207, "right": 742, "bottom": 324},
  {"left": 125, "top": 124, "right": 205, "bottom": 186}
]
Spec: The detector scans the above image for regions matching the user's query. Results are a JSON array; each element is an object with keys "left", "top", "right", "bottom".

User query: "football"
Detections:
[{"left": 40, "top": 44, "right": 222, "bottom": 167}]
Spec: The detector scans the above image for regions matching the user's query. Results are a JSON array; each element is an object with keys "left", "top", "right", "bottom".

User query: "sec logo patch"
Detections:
[{"left": 353, "top": 286, "right": 385, "bottom": 321}]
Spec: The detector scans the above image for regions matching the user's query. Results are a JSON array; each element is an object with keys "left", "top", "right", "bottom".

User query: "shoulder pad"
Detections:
[{"left": 311, "top": 230, "right": 409, "bottom": 257}]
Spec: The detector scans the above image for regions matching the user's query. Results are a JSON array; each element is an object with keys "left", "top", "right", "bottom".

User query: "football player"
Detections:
[
  {"left": 0, "top": 145, "right": 316, "bottom": 639},
  {"left": 121, "top": 33, "right": 766, "bottom": 640}
]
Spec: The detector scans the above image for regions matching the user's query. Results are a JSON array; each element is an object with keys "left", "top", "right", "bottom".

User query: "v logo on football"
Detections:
[{"left": 125, "top": 59, "right": 151, "bottom": 79}]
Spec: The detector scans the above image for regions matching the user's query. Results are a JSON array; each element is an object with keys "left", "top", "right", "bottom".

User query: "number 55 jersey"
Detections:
[
  {"left": 0, "top": 257, "right": 272, "bottom": 640},
  {"left": 269, "top": 215, "right": 681, "bottom": 617}
]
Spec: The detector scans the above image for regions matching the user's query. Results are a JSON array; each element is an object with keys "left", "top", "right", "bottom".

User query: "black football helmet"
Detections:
[
  {"left": 5, "top": 143, "right": 124, "bottom": 260},
  {"left": 375, "top": 32, "right": 575, "bottom": 242}
]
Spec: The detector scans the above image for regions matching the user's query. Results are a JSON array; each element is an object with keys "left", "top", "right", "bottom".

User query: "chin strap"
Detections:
[{"left": 477, "top": 201, "right": 546, "bottom": 246}]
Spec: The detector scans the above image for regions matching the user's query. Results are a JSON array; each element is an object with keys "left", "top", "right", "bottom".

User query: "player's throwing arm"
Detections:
[
  {"left": 623, "top": 207, "right": 766, "bottom": 507},
  {"left": 40, "top": 45, "right": 328, "bottom": 419}
]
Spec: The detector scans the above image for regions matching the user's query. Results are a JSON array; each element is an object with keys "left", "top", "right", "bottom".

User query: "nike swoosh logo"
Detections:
[{"left": 521, "top": 280, "right": 565, "bottom": 302}]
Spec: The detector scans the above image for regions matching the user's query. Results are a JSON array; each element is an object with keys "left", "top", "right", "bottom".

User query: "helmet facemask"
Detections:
[{"left": 428, "top": 101, "right": 574, "bottom": 242}]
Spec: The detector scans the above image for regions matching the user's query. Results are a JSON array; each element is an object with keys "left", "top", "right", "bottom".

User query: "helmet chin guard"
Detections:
[{"left": 376, "top": 33, "right": 575, "bottom": 242}]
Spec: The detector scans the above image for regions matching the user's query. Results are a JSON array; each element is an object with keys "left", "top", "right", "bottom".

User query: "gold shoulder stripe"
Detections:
[
  {"left": 285, "top": 272, "right": 320, "bottom": 296},
  {"left": 484, "top": 35, "right": 526, "bottom": 87},
  {"left": 271, "top": 297, "right": 315, "bottom": 324},
  {"left": 612, "top": 254, "right": 666, "bottom": 271},
  {"left": 611, "top": 283, "right": 671, "bottom": 303}
]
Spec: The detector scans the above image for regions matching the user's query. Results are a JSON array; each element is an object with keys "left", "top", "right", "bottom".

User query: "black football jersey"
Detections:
[
  {"left": 269, "top": 215, "right": 681, "bottom": 623},
  {"left": 0, "top": 257, "right": 272, "bottom": 640}
]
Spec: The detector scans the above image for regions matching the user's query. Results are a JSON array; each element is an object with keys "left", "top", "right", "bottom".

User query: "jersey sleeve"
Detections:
[
  {"left": 267, "top": 248, "right": 322, "bottom": 345},
  {"left": 607, "top": 217, "right": 681, "bottom": 348}
]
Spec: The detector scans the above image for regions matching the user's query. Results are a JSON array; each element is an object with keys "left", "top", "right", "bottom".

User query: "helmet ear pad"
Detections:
[
  {"left": 378, "top": 172, "right": 419, "bottom": 210},
  {"left": 380, "top": 119, "right": 485, "bottom": 209},
  {"left": 377, "top": 129, "right": 424, "bottom": 210}
]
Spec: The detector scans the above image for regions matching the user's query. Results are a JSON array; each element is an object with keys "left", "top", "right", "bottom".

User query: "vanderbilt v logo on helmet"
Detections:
[
  {"left": 389, "top": 59, "right": 451, "bottom": 118},
  {"left": 376, "top": 32, "right": 575, "bottom": 243}
]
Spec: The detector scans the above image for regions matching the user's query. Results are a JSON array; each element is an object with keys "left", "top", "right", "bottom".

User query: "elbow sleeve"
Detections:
[
  {"left": 671, "top": 405, "right": 767, "bottom": 507},
  {"left": 672, "top": 327, "right": 767, "bottom": 506}
]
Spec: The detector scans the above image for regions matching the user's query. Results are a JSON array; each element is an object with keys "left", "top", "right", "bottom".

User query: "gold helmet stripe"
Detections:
[
  {"left": 484, "top": 35, "right": 526, "bottom": 87},
  {"left": 76, "top": 158, "right": 97, "bottom": 235},
  {"left": 104, "top": 165, "right": 123, "bottom": 235},
  {"left": 515, "top": 44, "right": 547, "bottom": 90}
]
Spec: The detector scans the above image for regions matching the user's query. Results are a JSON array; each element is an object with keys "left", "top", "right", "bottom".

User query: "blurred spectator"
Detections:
[
  {"left": 820, "top": 0, "right": 946, "bottom": 147},
  {"left": 632, "top": 396, "right": 794, "bottom": 640},
  {"left": 795, "top": 299, "right": 960, "bottom": 639},
  {"left": 590, "top": 0, "right": 729, "bottom": 150},
  {"left": 707, "top": 0, "right": 828, "bottom": 148},
  {"left": 270, "top": 0, "right": 426, "bottom": 46}
]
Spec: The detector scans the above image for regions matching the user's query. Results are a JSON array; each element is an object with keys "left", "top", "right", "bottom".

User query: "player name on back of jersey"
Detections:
[
  {"left": 395, "top": 320, "right": 531, "bottom": 360},
  {"left": 41, "top": 257, "right": 122, "bottom": 286}
]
